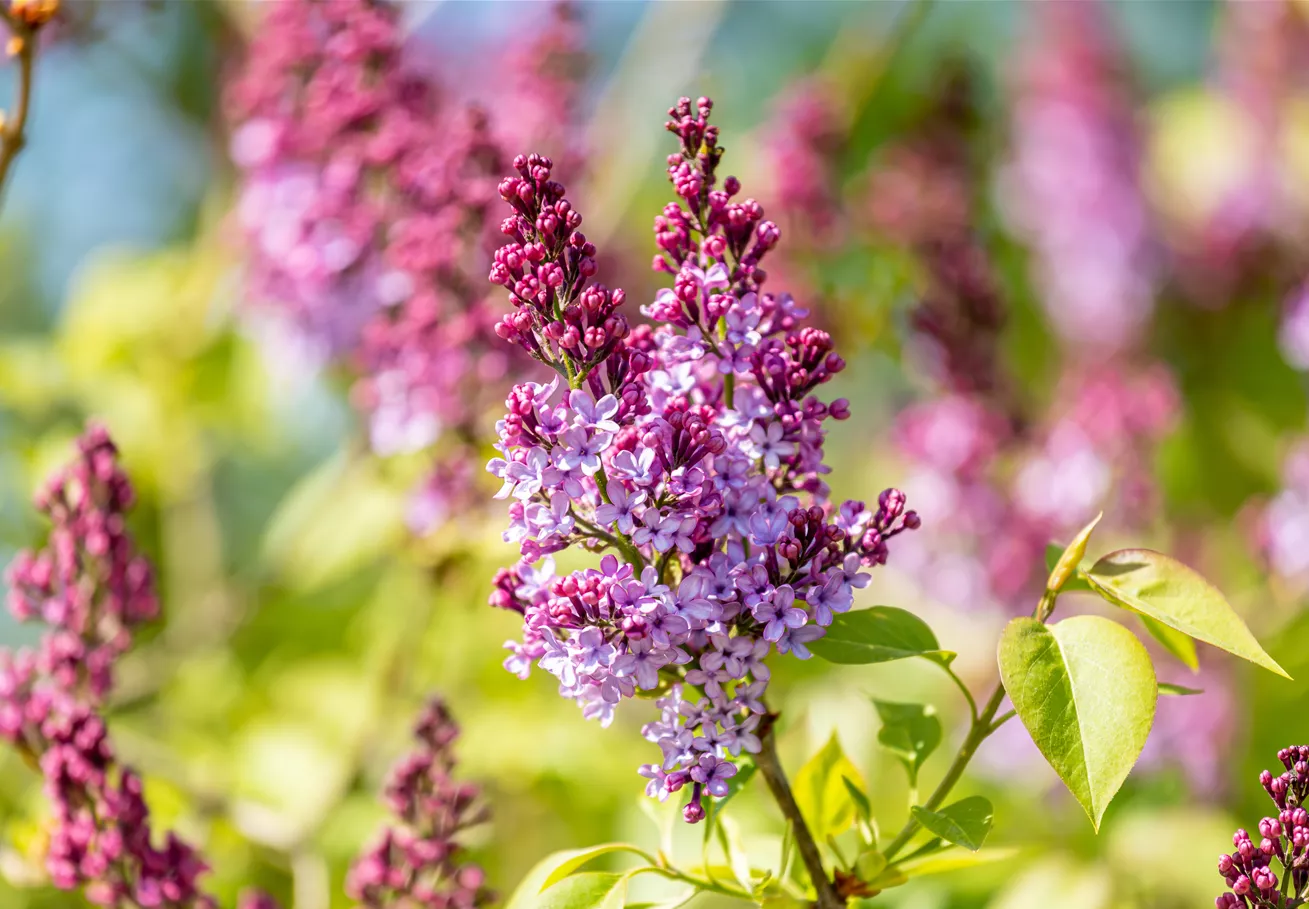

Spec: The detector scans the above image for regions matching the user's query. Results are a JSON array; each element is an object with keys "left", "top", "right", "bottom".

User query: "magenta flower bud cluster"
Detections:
[
  {"left": 485, "top": 98, "right": 917, "bottom": 821},
  {"left": 0, "top": 427, "right": 219, "bottom": 908},
  {"left": 1215, "top": 746, "right": 1309, "bottom": 907},
  {"left": 228, "top": 0, "right": 588, "bottom": 537},
  {"left": 346, "top": 699, "right": 492, "bottom": 909}
]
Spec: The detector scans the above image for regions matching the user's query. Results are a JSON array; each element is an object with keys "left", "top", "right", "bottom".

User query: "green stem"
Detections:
[
  {"left": 573, "top": 515, "right": 646, "bottom": 572},
  {"left": 636, "top": 865, "right": 751, "bottom": 900},
  {"left": 941, "top": 665, "right": 978, "bottom": 724},
  {"left": 882, "top": 682, "right": 1006, "bottom": 863}
]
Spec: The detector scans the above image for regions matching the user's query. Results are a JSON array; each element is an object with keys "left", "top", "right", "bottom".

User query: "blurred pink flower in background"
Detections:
[
  {"left": 999, "top": 0, "right": 1156, "bottom": 356},
  {"left": 228, "top": 0, "right": 587, "bottom": 536}
]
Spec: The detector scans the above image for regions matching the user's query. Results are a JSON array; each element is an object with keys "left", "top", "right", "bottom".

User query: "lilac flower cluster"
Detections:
[
  {"left": 0, "top": 427, "right": 217, "bottom": 907},
  {"left": 999, "top": 0, "right": 1157, "bottom": 356},
  {"left": 485, "top": 98, "right": 916, "bottom": 821},
  {"left": 347, "top": 699, "right": 492, "bottom": 909},
  {"left": 228, "top": 0, "right": 586, "bottom": 536},
  {"left": 1215, "top": 746, "right": 1309, "bottom": 907}
]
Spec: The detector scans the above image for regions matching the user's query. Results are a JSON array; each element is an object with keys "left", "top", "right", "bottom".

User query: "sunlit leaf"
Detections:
[
  {"left": 999, "top": 616, "right": 1156, "bottom": 830},
  {"left": 892, "top": 845, "right": 1021, "bottom": 879},
  {"left": 537, "top": 873, "right": 628, "bottom": 909},
  {"left": 1084, "top": 549, "right": 1288, "bottom": 677},
  {"left": 539, "top": 845, "right": 655, "bottom": 891},
  {"left": 842, "top": 775, "right": 876, "bottom": 846},
  {"left": 793, "top": 733, "right": 865, "bottom": 841},
  {"left": 505, "top": 846, "right": 650, "bottom": 909},
  {"left": 808, "top": 607, "right": 953, "bottom": 666},
  {"left": 910, "top": 796, "right": 994, "bottom": 852},
  {"left": 1138, "top": 615, "right": 1200, "bottom": 672}
]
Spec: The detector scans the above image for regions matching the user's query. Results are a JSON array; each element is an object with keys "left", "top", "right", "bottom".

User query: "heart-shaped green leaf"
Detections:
[
  {"left": 1084, "top": 549, "right": 1288, "bottom": 678},
  {"left": 537, "top": 873, "right": 628, "bottom": 909},
  {"left": 809, "top": 607, "right": 952, "bottom": 666},
  {"left": 911, "top": 796, "right": 994, "bottom": 852},
  {"left": 999, "top": 615, "right": 1157, "bottom": 830},
  {"left": 873, "top": 700, "right": 941, "bottom": 786}
]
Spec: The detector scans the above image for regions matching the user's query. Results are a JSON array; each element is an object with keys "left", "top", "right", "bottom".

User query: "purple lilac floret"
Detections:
[
  {"left": 0, "top": 427, "right": 222, "bottom": 908},
  {"left": 484, "top": 97, "right": 917, "bottom": 822},
  {"left": 347, "top": 699, "right": 492, "bottom": 909},
  {"left": 1216, "top": 746, "right": 1309, "bottom": 907}
]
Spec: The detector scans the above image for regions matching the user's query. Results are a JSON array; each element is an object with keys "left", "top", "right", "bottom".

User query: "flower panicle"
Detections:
[
  {"left": 347, "top": 699, "right": 492, "bottom": 909},
  {"left": 0, "top": 426, "right": 227, "bottom": 909},
  {"left": 484, "top": 97, "right": 918, "bottom": 822}
]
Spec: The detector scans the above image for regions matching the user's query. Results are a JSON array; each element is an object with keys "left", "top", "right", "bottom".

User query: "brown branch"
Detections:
[{"left": 755, "top": 711, "right": 845, "bottom": 909}]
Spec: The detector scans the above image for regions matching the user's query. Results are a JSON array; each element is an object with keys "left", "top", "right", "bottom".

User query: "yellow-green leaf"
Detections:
[
  {"left": 793, "top": 733, "right": 865, "bottom": 841},
  {"left": 1084, "top": 549, "right": 1288, "bottom": 678},
  {"left": 1137, "top": 615, "right": 1199, "bottom": 672},
  {"left": 998, "top": 616, "right": 1157, "bottom": 830},
  {"left": 537, "top": 873, "right": 628, "bottom": 909}
]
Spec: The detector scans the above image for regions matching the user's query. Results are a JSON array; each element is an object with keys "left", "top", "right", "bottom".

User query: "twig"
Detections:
[
  {"left": 755, "top": 711, "right": 845, "bottom": 909},
  {"left": 0, "top": 4, "right": 41, "bottom": 207},
  {"left": 882, "top": 682, "right": 1006, "bottom": 862}
]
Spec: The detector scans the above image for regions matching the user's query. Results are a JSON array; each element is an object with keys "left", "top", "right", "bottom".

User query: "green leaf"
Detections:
[
  {"left": 1044, "top": 513, "right": 1101, "bottom": 594},
  {"left": 1084, "top": 549, "right": 1288, "bottom": 678},
  {"left": 539, "top": 845, "right": 655, "bottom": 891},
  {"left": 841, "top": 775, "right": 877, "bottom": 846},
  {"left": 793, "top": 733, "right": 865, "bottom": 841},
  {"left": 504, "top": 844, "right": 652, "bottom": 909},
  {"left": 998, "top": 616, "right": 1157, "bottom": 830},
  {"left": 1158, "top": 682, "right": 1204, "bottom": 696},
  {"left": 1138, "top": 614, "right": 1200, "bottom": 672},
  {"left": 624, "top": 891, "right": 697, "bottom": 909},
  {"left": 910, "top": 796, "right": 994, "bottom": 852},
  {"left": 808, "top": 607, "right": 953, "bottom": 666},
  {"left": 537, "top": 873, "right": 628, "bottom": 909},
  {"left": 892, "top": 846, "right": 1020, "bottom": 880},
  {"left": 873, "top": 700, "right": 941, "bottom": 786},
  {"left": 716, "top": 816, "right": 755, "bottom": 893}
]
